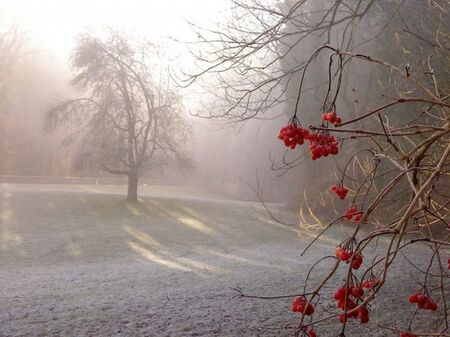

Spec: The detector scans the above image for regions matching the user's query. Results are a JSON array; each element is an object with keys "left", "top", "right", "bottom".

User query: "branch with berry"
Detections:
[{"left": 247, "top": 46, "right": 450, "bottom": 337}]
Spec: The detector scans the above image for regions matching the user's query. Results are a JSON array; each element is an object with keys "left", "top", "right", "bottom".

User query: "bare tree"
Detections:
[
  {"left": 0, "top": 24, "right": 26, "bottom": 98},
  {"left": 183, "top": 1, "right": 449, "bottom": 336},
  {"left": 46, "top": 32, "right": 191, "bottom": 201},
  {"left": 0, "top": 24, "right": 30, "bottom": 173}
]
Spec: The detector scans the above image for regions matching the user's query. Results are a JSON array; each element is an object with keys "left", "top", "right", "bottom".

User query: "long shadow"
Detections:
[{"left": 0, "top": 184, "right": 311, "bottom": 276}]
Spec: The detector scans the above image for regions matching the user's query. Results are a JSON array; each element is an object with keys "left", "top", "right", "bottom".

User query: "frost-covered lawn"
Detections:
[{"left": 0, "top": 184, "right": 438, "bottom": 337}]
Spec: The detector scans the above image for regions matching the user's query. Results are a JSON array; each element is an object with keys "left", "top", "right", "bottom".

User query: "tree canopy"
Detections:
[{"left": 46, "top": 32, "right": 191, "bottom": 201}]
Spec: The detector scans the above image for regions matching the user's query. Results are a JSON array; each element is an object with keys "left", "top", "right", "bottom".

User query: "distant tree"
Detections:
[
  {"left": 0, "top": 25, "right": 28, "bottom": 172},
  {"left": 46, "top": 32, "right": 191, "bottom": 201},
  {"left": 0, "top": 25, "right": 25, "bottom": 103}
]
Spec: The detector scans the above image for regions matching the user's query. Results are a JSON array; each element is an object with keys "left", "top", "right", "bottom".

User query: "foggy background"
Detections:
[
  {"left": 0, "top": 0, "right": 305, "bottom": 205},
  {"left": 0, "top": 0, "right": 441, "bottom": 209}
]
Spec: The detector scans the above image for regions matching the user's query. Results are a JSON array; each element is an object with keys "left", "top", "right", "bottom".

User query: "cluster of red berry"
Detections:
[
  {"left": 344, "top": 206, "right": 363, "bottom": 222},
  {"left": 278, "top": 124, "right": 310, "bottom": 149},
  {"left": 335, "top": 248, "right": 363, "bottom": 269},
  {"left": 333, "top": 286, "right": 369, "bottom": 324},
  {"left": 331, "top": 184, "right": 348, "bottom": 199},
  {"left": 322, "top": 111, "right": 342, "bottom": 126},
  {"left": 400, "top": 332, "right": 417, "bottom": 337},
  {"left": 278, "top": 123, "right": 340, "bottom": 160},
  {"left": 291, "top": 296, "right": 315, "bottom": 315},
  {"left": 309, "top": 132, "right": 339, "bottom": 160},
  {"left": 448, "top": 257, "right": 450, "bottom": 270},
  {"left": 408, "top": 293, "right": 438, "bottom": 311}
]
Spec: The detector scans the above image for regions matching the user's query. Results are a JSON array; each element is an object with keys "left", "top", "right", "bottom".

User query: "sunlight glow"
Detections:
[
  {"left": 0, "top": 189, "right": 22, "bottom": 250},
  {"left": 176, "top": 256, "right": 226, "bottom": 274},
  {"left": 198, "top": 247, "right": 275, "bottom": 268},
  {"left": 127, "top": 240, "right": 227, "bottom": 275},
  {"left": 66, "top": 240, "right": 82, "bottom": 257},
  {"left": 127, "top": 240, "right": 191, "bottom": 271},
  {"left": 177, "top": 216, "right": 215, "bottom": 235},
  {"left": 1, "top": 0, "right": 229, "bottom": 60},
  {"left": 123, "top": 225, "right": 162, "bottom": 248},
  {"left": 125, "top": 203, "right": 144, "bottom": 216}
]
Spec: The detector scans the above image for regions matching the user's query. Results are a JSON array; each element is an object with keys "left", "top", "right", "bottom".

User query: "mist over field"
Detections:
[{"left": 0, "top": 1, "right": 448, "bottom": 337}]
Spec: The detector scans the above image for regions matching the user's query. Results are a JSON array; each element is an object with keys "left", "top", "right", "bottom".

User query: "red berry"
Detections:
[
  {"left": 423, "top": 301, "right": 433, "bottom": 310},
  {"left": 291, "top": 296, "right": 306, "bottom": 312},
  {"left": 307, "top": 329, "right": 317, "bottom": 337},
  {"left": 322, "top": 111, "right": 339, "bottom": 124},
  {"left": 347, "top": 299, "right": 356, "bottom": 310},
  {"left": 341, "top": 250, "right": 352, "bottom": 261},
  {"left": 348, "top": 309, "right": 358, "bottom": 319},
  {"left": 335, "top": 247, "right": 352, "bottom": 262},
  {"left": 304, "top": 303, "right": 315, "bottom": 315},
  {"left": 291, "top": 296, "right": 315, "bottom": 316},
  {"left": 351, "top": 254, "right": 363, "bottom": 269},
  {"left": 334, "top": 287, "right": 346, "bottom": 301},
  {"left": 351, "top": 287, "right": 364, "bottom": 298},
  {"left": 358, "top": 314, "right": 369, "bottom": 324},
  {"left": 337, "top": 298, "right": 356, "bottom": 311},
  {"left": 408, "top": 294, "right": 418, "bottom": 303},
  {"left": 353, "top": 213, "right": 363, "bottom": 222},
  {"left": 331, "top": 185, "right": 349, "bottom": 199},
  {"left": 345, "top": 206, "right": 358, "bottom": 220},
  {"left": 400, "top": 332, "right": 417, "bottom": 337},
  {"left": 358, "top": 306, "right": 369, "bottom": 316},
  {"left": 361, "top": 278, "right": 379, "bottom": 289}
]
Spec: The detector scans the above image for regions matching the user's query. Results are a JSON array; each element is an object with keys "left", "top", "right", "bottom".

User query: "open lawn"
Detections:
[{"left": 0, "top": 184, "right": 440, "bottom": 337}]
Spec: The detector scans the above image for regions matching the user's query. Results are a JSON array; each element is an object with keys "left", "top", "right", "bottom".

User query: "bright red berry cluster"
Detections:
[
  {"left": 278, "top": 124, "right": 310, "bottom": 149},
  {"left": 322, "top": 111, "right": 342, "bottom": 126},
  {"left": 333, "top": 285, "right": 369, "bottom": 324},
  {"left": 408, "top": 293, "right": 438, "bottom": 311},
  {"left": 344, "top": 206, "right": 363, "bottom": 222},
  {"left": 335, "top": 248, "right": 363, "bottom": 269},
  {"left": 291, "top": 296, "right": 315, "bottom": 315},
  {"left": 308, "top": 132, "right": 339, "bottom": 160},
  {"left": 400, "top": 332, "right": 417, "bottom": 337},
  {"left": 331, "top": 184, "right": 348, "bottom": 199},
  {"left": 278, "top": 123, "right": 340, "bottom": 160}
]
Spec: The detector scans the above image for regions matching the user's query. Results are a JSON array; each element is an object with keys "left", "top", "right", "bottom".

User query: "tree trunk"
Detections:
[{"left": 127, "top": 171, "right": 138, "bottom": 202}]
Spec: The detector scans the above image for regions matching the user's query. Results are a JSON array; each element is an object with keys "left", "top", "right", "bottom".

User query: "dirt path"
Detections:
[{"left": 0, "top": 184, "right": 440, "bottom": 337}]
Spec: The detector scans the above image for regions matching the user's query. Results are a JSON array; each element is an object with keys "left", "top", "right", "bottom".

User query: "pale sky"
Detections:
[{"left": 0, "top": 0, "right": 230, "bottom": 61}]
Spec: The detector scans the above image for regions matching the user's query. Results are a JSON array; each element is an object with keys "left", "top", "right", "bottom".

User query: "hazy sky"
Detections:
[{"left": 1, "top": 0, "right": 230, "bottom": 60}]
